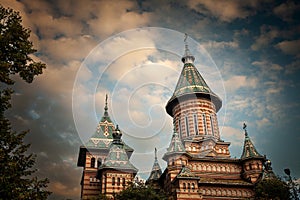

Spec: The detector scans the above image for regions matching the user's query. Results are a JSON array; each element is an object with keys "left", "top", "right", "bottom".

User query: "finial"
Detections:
[
  {"left": 155, "top": 147, "right": 157, "bottom": 160},
  {"left": 182, "top": 33, "right": 195, "bottom": 63},
  {"left": 104, "top": 94, "right": 108, "bottom": 117},
  {"left": 243, "top": 122, "right": 248, "bottom": 136},
  {"left": 112, "top": 125, "right": 122, "bottom": 144},
  {"left": 184, "top": 33, "right": 188, "bottom": 43}
]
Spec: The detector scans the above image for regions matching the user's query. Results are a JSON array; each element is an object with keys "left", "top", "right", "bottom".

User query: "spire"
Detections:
[
  {"left": 182, "top": 33, "right": 195, "bottom": 63},
  {"left": 166, "top": 35, "right": 222, "bottom": 115},
  {"left": 241, "top": 123, "right": 262, "bottom": 159},
  {"left": 147, "top": 148, "right": 162, "bottom": 182},
  {"left": 163, "top": 131, "right": 186, "bottom": 161},
  {"left": 104, "top": 94, "right": 108, "bottom": 117}
]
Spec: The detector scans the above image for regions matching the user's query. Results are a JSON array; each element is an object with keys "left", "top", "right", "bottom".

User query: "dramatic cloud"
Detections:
[{"left": 2, "top": 0, "right": 300, "bottom": 199}]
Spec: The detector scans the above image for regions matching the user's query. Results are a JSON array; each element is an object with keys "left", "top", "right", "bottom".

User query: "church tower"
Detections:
[
  {"left": 160, "top": 35, "right": 265, "bottom": 199},
  {"left": 77, "top": 95, "right": 134, "bottom": 199},
  {"left": 165, "top": 34, "right": 230, "bottom": 158}
]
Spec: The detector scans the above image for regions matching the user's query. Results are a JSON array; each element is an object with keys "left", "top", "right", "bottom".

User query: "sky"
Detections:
[{"left": 1, "top": 0, "right": 300, "bottom": 199}]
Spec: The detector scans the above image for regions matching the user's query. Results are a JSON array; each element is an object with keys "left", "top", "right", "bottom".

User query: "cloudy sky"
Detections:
[{"left": 2, "top": 0, "right": 300, "bottom": 199}]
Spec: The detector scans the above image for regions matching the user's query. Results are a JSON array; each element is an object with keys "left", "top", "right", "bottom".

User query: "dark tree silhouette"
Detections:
[{"left": 0, "top": 5, "right": 50, "bottom": 199}]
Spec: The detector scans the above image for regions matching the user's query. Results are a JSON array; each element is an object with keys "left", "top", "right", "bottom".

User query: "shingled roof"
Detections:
[{"left": 98, "top": 125, "right": 138, "bottom": 173}]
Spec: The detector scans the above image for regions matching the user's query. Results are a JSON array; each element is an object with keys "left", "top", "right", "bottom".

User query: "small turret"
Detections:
[{"left": 241, "top": 123, "right": 264, "bottom": 183}]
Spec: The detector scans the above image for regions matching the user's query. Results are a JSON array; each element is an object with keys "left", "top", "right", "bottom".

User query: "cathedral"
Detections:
[{"left": 77, "top": 38, "right": 273, "bottom": 199}]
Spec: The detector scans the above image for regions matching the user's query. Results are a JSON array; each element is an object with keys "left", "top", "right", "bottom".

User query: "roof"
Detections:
[
  {"left": 241, "top": 125, "right": 263, "bottom": 160},
  {"left": 147, "top": 148, "right": 162, "bottom": 182},
  {"left": 163, "top": 131, "right": 186, "bottom": 160},
  {"left": 166, "top": 45, "right": 222, "bottom": 116},
  {"left": 176, "top": 165, "right": 200, "bottom": 180},
  {"left": 77, "top": 95, "right": 133, "bottom": 167},
  {"left": 98, "top": 126, "right": 138, "bottom": 173},
  {"left": 199, "top": 178, "right": 253, "bottom": 186}
]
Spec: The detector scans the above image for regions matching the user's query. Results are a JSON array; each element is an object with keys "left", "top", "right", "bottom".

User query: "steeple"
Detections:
[
  {"left": 166, "top": 35, "right": 222, "bottom": 116},
  {"left": 163, "top": 131, "right": 186, "bottom": 161},
  {"left": 98, "top": 125, "right": 138, "bottom": 173},
  {"left": 181, "top": 33, "right": 195, "bottom": 64},
  {"left": 147, "top": 148, "right": 162, "bottom": 182},
  {"left": 241, "top": 123, "right": 262, "bottom": 159}
]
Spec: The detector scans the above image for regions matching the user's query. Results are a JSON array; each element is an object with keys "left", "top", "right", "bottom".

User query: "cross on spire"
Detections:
[
  {"left": 243, "top": 122, "right": 248, "bottom": 136},
  {"left": 104, "top": 94, "right": 108, "bottom": 117},
  {"left": 181, "top": 33, "right": 195, "bottom": 63}
]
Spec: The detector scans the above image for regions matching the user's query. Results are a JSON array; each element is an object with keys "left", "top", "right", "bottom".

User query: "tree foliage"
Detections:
[
  {"left": 114, "top": 182, "right": 168, "bottom": 200},
  {"left": 254, "top": 177, "right": 290, "bottom": 200},
  {"left": 0, "top": 5, "right": 50, "bottom": 199}
]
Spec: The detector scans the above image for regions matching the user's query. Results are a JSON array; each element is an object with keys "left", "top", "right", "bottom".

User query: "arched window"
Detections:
[
  {"left": 91, "top": 157, "right": 95, "bottom": 168},
  {"left": 183, "top": 183, "right": 186, "bottom": 189},
  {"left": 112, "top": 177, "right": 115, "bottom": 185},
  {"left": 185, "top": 116, "right": 189, "bottom": 137},
  {"left": 192, "top": 183, "right": 195, "bottom": 190},
  {"left": 187, "top": 183, "right": 191, "bottom": 190},
  {"left": 202, "top": 114, "right": 207, "bottom": 135},
  {"left": 193, "top": 114, "right": 199, "bottom": 135},
  {"left": 210, "top": 115, "right": 214, "bottom": 136},
  {"left": 97, "top": 158, "right": 102, "bottom": 168},
  {"left": 117, "top": 177, "right": 120, "bottom": 186},
  {"left": 122, "top": 178, "right": 126, "bottom": 186}
]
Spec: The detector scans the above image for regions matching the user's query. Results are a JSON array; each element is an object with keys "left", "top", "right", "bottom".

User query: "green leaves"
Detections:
[
  {"left": 0, "top": 6, "right": 45, "bottom": 85},
  {"left": 0, "top": 5, "right": 50, "bottom": 199}
]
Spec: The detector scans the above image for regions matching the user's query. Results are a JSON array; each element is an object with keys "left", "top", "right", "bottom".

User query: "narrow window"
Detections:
[
  {"left": 192, "top": 183, "right": 195, "bottom": 190},
  {"left": 112, "top": 177, "right": 115, "bottom": 185},
  {"left": 117, "top": 177, "right": 120, "bottom": 186},
  {"left": 185, "top": 116, "right": 189, "bottom": 137},
  {"left": 91, "top": 157, "right": 95, "bottom": 168},
  {"left": 122, "top": 178, "right": 126, "bottom": 186},
  {"left": 183, "top": 183, "right": 186, "bottom": 189},
  {"left": 193, "top": 114, "right": 198, "bottom": 135},
  {"left": 202, "top": 114, "right": 207, "bottom": 135},
  {"left": 210, "top": 115, "right": 214, "bottom": 136},
  {"left": 188, "top": 183, "right": 191, "bottom": 190},
  {"left": 97, "top": 158, "right": 102, "bottom": 168},
  {"left": 178, "top": 119, "right": 182, "bottom": 135}
]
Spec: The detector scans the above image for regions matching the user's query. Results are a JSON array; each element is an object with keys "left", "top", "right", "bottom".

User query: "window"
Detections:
[
  {"left": 193, "top": 114, "right": 199, "bottom": 135},
  {"left": 117, "top": 177, "right": 120, "bottom": 186},
  {"left": 183, "top": 183, "right": 186, "bottom": 189},
  {"left": 122, "top": 178, "right": 126, "bottom": 186},
  {"left": 210, "top": 115, "right": 214, "bottom": 136},
  {"left": 188, "top": 183, "right": 191, "bottom": 190},
  {"left": 192, "top": 183, "right": 195, "bottom": 190},
  {"left": 112, "top": 177, "right": 115, "bottom": 185},
  {"left": 202, "top": 114, "right": 207, "bottom": 135},
  {"left": 178, "top": 119, "right": 182, "bottom": 135},
  {"left": 91, "top": 157, "right": 95, "bottom": 168},
  {"left": 97, "top": 158, "right": 102, "bottom": 168},
  {"left": 185, "top": 116, "right": 189, "bottom": 137}
]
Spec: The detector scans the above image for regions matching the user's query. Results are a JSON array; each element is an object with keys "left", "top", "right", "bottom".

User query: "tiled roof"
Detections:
[
  {"left": 241, "top": 125, "right": 262, "bottom": 160},
  {"left": 163, "top": 132, "right": 186, "bottom": 160},
  {"left": 147, "top": 148, "right": 162, "bottom": 182},
  {"left": 99, "top": 126, "right": 137, "bottom": 173}
]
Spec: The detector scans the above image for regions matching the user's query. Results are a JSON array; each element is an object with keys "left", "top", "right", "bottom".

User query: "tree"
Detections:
[
  {"left": 114, "top": 181, "right": 168, "bottom": 200},
  {"left": 0, "top": 5, "right": 50, "bottom": 199},
  {"left": 254, "top": 177, "right": 290, "bottom": 200}
]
